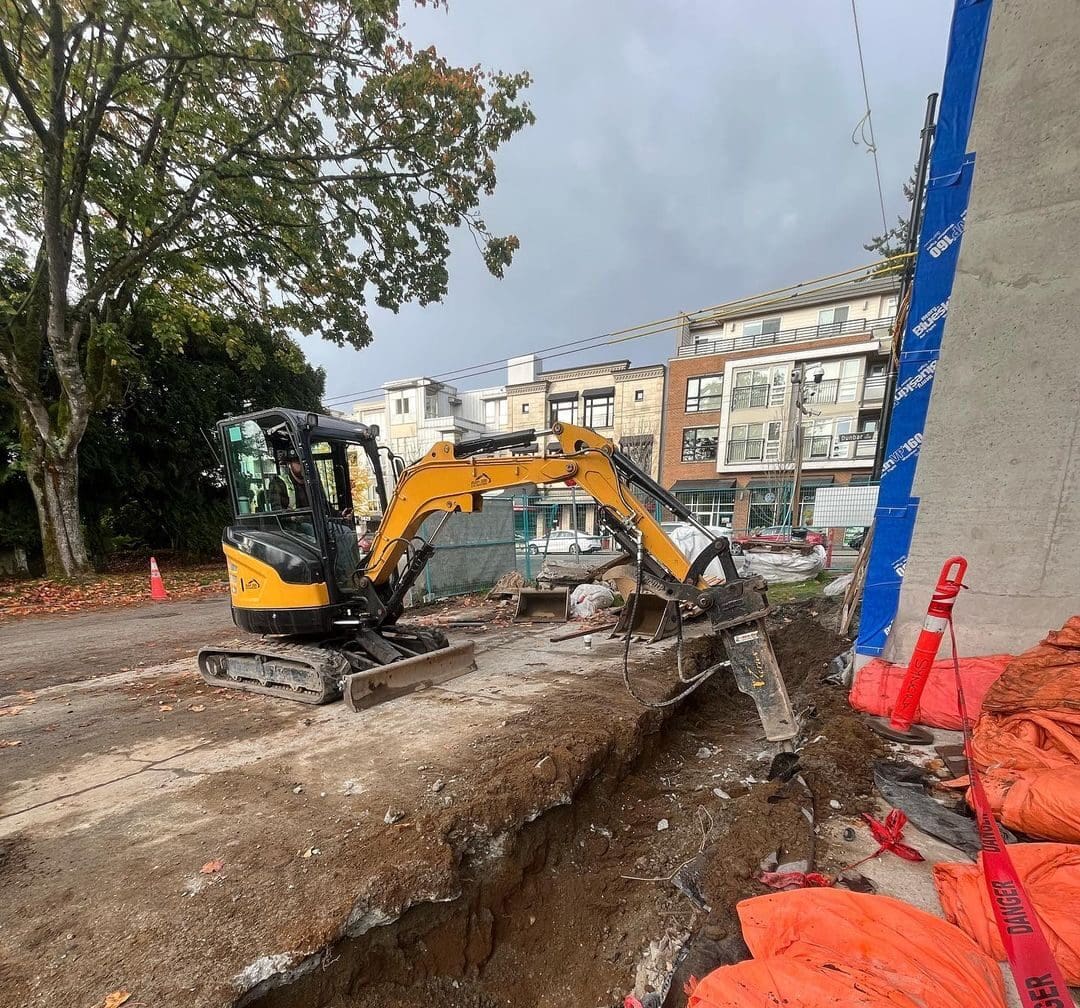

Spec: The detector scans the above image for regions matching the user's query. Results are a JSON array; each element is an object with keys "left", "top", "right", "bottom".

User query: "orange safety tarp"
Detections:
[
  {"left": 848, "top": 654, "right": 1011, "bottom": 729},
  {"left": 934, "top": 842, "right": 1080, "bottom": 984},
  {"left": 966, "top": 616, "right": 1080, "bottom": 841},
  {"left": 687, "top": 889, "right": 1006, "bottom": 1008}
]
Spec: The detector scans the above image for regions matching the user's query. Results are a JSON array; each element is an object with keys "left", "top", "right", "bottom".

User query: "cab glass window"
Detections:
[{"left": 224, "top": 420, "right": 308, "bottom": 515}]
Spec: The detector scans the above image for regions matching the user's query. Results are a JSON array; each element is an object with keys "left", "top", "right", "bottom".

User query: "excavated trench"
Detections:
[{"left": 246, "top": 601, "right": 882, "bottom": 1008}]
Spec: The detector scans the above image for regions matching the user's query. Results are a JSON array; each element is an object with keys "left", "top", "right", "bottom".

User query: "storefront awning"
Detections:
[
  {"left": 745, "top": 475, "right": 835, "bottom": 488},
  {"left": 582, "top": 386, "right": 615, "bottom": 398},
  {"left": 670, "top": 479, "right": 736, "bottom": 491},
  {"left": 547, "top": 390, "right": 578, "bottom": 403}
]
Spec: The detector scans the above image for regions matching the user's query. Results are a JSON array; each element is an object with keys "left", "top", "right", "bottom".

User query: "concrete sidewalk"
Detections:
[{"left": 0, "top": 623, "right": 678, "bottom": 1008}]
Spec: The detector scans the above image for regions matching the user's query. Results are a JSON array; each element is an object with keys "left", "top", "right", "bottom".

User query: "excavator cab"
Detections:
[{"left": 215, "top": 408, "right": 387, "bottom": 634}]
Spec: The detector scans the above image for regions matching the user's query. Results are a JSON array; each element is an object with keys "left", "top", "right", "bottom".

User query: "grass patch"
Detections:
[{"left": 766, "top": 574, "right": 831, "bottom": 605}]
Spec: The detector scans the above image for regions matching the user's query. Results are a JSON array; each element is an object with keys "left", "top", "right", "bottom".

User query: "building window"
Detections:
[
  {"left": 424, "top": 389, "right": 438, "bottom": 419},
  {"left": 685, "top": 374, "right": 723, "bottom": 412},
  {"left": 673, "top": 489, "right": 735, "bottom": 527},
  {"left": 885, "top": 294, "right": 899, "bottom": 316},
  {"left": 583, "top": 393, "right": 615, "bottom": 428},
  {"left": 727, "top": 423, "right": 765, "bottom": 463},
  {"left": 731, "top": 368, "right": 770, "bottom": 410},
  {"left": 634, "top": 389, "right": 645, "bottom": 401},
  {"left": 619, "top": 434, "right": 654, "bottom": 474},
  {"left": 749, "top": 487, "right": 781, "bottom": 529},
  {"left": 522, "top": 402, "right": 530, "bottom": 414},
  {"left": 743, "top": 317, "right": 781, "bottom": 338},
  {"left": 483, "top": 398, "right": 507, "bottom": 427},
  {"left": 817, "top": 305, "right": 850, "bottom": 326},
  {"left": 802, "top": 422, "right": 832, "bottom": 460},
  {"left": 393, "top": 396, "right": 409, "bottom": 416},
  {"left": 682, "top": 427, "right": 718, "bottom": 462},
  {"left": 549, "top": 398, "right": 577, "bottom": 425}
]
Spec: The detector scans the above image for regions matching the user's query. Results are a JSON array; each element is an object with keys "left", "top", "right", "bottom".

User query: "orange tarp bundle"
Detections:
[
  {"left": 967, "top": 616, "right": 1080, "bottom": 842},
  {"left": 687, "top": 889, "right": 1006, "bottom": 1008},
  {"left": 848, "top": 654, "right": 1011, "bottom": 729},
  {"left": 934, "top": 842, "right": 1080, "bottom": 984}
]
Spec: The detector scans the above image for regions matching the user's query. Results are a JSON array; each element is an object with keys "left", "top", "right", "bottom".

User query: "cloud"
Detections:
[{"left": 304, "top": 0, "right": 951, "bottom": 408}]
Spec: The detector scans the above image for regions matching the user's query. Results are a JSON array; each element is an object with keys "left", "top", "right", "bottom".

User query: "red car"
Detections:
[{"left": 737, "top": 525, "right": 827, "bottom": 547}]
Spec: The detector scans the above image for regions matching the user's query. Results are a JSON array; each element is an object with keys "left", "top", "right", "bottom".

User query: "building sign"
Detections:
[{"left": 838, "top": 431, "right": 876, "bottom": 443}]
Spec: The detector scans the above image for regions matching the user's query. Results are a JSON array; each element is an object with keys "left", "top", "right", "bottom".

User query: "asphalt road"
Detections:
[{"left": 0, "top": 594, "right": 238, "bottom": 694}]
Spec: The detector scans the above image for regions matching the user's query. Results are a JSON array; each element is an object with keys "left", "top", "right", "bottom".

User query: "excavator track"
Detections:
[{"left": 198, "top": 641, "right": 351, "bottom": 705}]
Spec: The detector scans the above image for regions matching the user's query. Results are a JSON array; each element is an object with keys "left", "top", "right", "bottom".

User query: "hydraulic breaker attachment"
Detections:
[
  {"left": 344, "top": 640, "right": 477, "bottom": 711},
  {"left": 513, "top": 587, "right": 570, "bottom": 623},
  {"left": 718, "top": 622, "right": 797, "bottom": 743}
]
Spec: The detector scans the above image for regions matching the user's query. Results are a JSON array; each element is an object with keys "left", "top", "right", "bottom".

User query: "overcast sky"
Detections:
[{"left": 304, "top": 0, "right": 953, "bottom": 409}]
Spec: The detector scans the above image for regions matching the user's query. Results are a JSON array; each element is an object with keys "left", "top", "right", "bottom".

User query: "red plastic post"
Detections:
[{"left": 888, "top": 556, "right": 967, "bottom": 732}]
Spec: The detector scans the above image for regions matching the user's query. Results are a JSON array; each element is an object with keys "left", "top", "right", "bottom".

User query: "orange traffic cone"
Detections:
[{"left": 149, "top": 556, "right": 169, "bottom": 601}]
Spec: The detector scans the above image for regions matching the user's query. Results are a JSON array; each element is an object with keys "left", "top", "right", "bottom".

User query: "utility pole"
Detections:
[
  {"left": 789, "top": 365, "right": 824, "bottom": 530},
  {"left": 873, "top": 92, "right": 939, "bottom": 479}
]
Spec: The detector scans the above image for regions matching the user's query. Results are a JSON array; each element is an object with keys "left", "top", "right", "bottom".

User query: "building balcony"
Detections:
[
  {"left": 678, "top": 315, "right": 895, "bottom": 358},
  {"left": 862, "top": 374, "right": 887, "bottom": 400}
]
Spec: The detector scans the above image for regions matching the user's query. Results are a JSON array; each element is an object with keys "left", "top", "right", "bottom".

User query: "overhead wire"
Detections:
[
  {"left": 850, "top": 0, "right": 890, "bottom": 235},
  {"left": 322, "top": 253, "right": 911, "bottom": 407}
]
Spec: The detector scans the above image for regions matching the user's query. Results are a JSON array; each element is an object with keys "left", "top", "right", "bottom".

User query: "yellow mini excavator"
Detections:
[{"left": 199, "top": 408, "right": 797, "bottom": 742}]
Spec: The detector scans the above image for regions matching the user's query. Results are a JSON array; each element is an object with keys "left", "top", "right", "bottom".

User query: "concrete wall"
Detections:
[{"left": 885, "top": 0, "right": 1080, "bottom": 660}]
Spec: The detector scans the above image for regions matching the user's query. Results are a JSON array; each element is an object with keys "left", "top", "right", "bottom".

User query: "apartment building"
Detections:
[
  {"left": 349, "top": 376, "right": 508, "bottom": 514},
  {"left": 660, "top": 276, "right": 899, "bottom": 531},
  {"left": 503, "top": 354, "right": 666, "bottom": 535}
]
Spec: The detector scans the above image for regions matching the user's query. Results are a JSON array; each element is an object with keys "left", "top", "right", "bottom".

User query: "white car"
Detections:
[{"left": 527, "top": 529, "right": 604, "bottom": 554}]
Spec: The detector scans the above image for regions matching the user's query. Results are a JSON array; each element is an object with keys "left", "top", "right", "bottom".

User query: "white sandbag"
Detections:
[
  {"left": 665, "top": 524, "right": 749, "bottom": 581},
  {"left": 569, "top": 582, "right": 616, "bottom": 618},
  {"left": 740, "top": 546, "right": 825, "bottom": 584},
  {"left": 823, "top": 572, "right": 853, "bottom": 597}
]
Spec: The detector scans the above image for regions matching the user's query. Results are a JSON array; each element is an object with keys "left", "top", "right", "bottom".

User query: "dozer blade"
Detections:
[
  {"left": 613, "top": 592, "right": 679, "bottom": 642},
  {"left": 198, "top": 643, "right": 348, "bottom": 705},
  {"left": 513, "top": 587, "right": 570, "bottom": 623},
  {"left": 344, "top": 640, "right": 477, "bottom": 712},
  {"left": 719, "top": 621, "right": 797, "bottom": 744}
]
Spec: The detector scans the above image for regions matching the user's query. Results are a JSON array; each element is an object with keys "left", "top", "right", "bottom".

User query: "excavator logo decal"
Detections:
[{"left": 470, "top": 473, "right": 492, "bottom": 488}]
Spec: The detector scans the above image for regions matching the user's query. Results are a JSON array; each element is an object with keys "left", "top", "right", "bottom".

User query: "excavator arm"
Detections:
[{"left": 353, "top": 422, "right": 797, "bottom": 743}]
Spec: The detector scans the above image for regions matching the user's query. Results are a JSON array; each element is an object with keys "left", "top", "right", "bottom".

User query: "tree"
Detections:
[
  {"left": 0, "top": 307, "right": 325, "bottom": 563},
  {"left": 864, "top": 170, "right": 917, "bottom": 274},
  {"left": 79, "top": 313, "right": 326, "bottom": 557},
  {"left": 0, "top": 0, "right": 533, "bottom": 576}
]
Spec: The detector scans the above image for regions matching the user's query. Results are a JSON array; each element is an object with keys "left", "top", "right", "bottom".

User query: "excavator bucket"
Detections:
[
  {"left": 344, "top": 640, "right": 477, "bottom": 711},
  {"left": 612, "top": 592, "right": 679, "bottom": 642},
  {"left": 513, "top": 587, "right": 570, "bottom": 623}
]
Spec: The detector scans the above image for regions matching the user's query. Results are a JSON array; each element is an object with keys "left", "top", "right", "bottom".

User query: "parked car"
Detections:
[
  {"left": 846, "top": 527, "right": 869, "bottom": 550},
  {"left": 527, "top": 529, "right": 604, "bottom": 554},
  {"left": 738, "top": 525, "right": 827, "bottom": 547}
]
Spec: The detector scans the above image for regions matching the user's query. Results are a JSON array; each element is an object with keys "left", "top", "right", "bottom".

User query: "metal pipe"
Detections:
[{"left": 873, "top": 92, "right": 938, "bottom": 479}]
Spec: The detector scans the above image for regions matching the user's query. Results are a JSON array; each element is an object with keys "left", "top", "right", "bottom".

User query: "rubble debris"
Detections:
[
  {"left": 656, "top": 819, "right": 670, "bottom": 832},
  {"left": 487, "top": 570, "right": 525, "bottom": 599},
  {"left": 383, "top": 808, "right": 405, "bottom": 825}
]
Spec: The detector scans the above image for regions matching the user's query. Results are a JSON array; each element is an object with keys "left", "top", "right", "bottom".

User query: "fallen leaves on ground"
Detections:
[
  {"left": 0, "top": 564, "right": 227, "bottom": 622},
  {"left": 103, "top": 991, "right": 131, "bottom": 1008},
  {"left": 0, "top": 739, "right": 23, "bottom": 748},
  {"left": 190, "top": 704, "right": 206, "bottom": 712},
  {"left": 0, "top": 706, "right": 27, "bottom": 717},
  {"left": 200, "top": 859, "right": 224, "bottom": 874}
]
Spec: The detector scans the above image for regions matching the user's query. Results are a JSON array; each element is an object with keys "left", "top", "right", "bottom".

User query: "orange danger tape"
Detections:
[{"left": 949, "top": 620, "right": 1071, "bottom": 1007}]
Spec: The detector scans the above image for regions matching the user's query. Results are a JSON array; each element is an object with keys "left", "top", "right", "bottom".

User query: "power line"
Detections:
[
  {"left": 324, "top": 255, "right": 910, "bottom": 407},
  {"left": 850, "top": 0, "right": 889, "bottom": 235}
]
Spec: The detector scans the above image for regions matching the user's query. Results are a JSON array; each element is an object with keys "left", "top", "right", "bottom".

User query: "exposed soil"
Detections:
[{"left": 249, "top": 597, "right": 876, "bottom": 1008}]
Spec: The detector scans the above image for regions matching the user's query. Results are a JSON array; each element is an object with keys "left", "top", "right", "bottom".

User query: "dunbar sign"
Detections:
[{"left": 838, "top": 431, "right": 876, "bottom": 443}]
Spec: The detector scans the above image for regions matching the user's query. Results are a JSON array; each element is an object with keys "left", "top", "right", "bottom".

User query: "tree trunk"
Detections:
[{"left": 19, "top": 417, "right": 91, "bottom": 579}]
